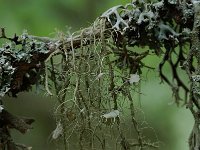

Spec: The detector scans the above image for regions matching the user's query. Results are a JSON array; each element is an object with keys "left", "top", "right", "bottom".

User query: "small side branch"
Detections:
[{"left": 0, "top": 108, "right": 34, "bottom": 149}]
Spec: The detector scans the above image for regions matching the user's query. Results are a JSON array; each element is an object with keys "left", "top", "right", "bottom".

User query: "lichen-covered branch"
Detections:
[
  {"left": 0, "top": 0, "right": 199, "bottom": 149},
  {"left": 0, "top": 0, "right": 193, "bottom": 99},
  {"left": 185, "top": 0, "right": 200, "bottom": 149},
  {"left": 0, "top": 107, "right": 34, "bottom": 149}
]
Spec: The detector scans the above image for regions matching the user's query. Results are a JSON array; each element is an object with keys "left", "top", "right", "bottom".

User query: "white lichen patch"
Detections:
[
  {"left": 129, "top": 74, "right": 140, "bottom": 84},
  {"left": 0, "top": 105, "right": 4, "bottom": 113},
  {"left": 101, "top": 110, "right": 120, "bottom": 123},
  {"left": 95, "top": 72, "right": 104, "bottom": 80},
  {"left": 101, "top": 5, "right": 129, "bottom": 31},
  {"left": 52, "top": 121, "right": 63, "bottom": 140}
]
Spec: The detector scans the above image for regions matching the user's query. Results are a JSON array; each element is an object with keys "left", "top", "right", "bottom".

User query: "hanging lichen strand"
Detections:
[
  {"left": 0, "top": 0, "right": 199, "bottom": 149},
  {"left": 41, "top": 1, "right": 193, "bottom": 149},
  {"left": 48, "top": 19, "right": 158, "bottom": 149}
]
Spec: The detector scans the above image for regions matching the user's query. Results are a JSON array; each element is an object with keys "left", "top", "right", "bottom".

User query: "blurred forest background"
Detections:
[{"left": 0, "top": 0, "right": 193, "bottom": 149}]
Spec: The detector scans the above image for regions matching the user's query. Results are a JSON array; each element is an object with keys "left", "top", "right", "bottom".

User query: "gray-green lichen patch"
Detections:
[
  {"left": 0, "top": 46, "right": 15, "bottom": 98},
  {"left": 0, "top": 32, "right": 50, "bottom": 98},
  {"left": 101, "top": 0, "right": 193, "bottom": 52}
]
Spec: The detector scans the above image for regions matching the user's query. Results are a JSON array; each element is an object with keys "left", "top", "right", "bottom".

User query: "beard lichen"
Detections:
[
  {"left": 45, "top": 17, "right": 159, "bottom": 149},
  {"left": 0, "top": 0, "right": 199, "bottom": 149}
]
